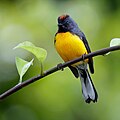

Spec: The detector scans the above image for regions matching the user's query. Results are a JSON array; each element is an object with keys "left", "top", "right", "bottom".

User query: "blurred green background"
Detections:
[{"left": 0, "top": 0, "right": 120, "bottom": 120}]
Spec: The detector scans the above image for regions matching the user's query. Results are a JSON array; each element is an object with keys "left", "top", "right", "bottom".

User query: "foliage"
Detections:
[
  {"left": 15, "top": 57, "right": 34, "bottom": 83},
  {"left": 14, "top": 41, "right": 47, "bottom": 78},
  {"left": 0, "top": 1, "right": 120, "bottom": 120}
]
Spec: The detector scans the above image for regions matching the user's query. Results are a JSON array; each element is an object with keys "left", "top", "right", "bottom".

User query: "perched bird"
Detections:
[{"left": 54, "top": 14, "right": 98, "bottom": 103}]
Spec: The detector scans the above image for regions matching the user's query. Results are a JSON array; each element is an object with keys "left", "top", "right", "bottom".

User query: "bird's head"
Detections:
[{"left": 57, "top": 14, "right": 78, "bottom": 32}]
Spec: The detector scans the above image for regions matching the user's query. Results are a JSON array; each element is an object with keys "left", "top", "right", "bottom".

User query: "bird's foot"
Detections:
[
  {"left": 81, "top": 53, "right": 86, "bottom": 62},
  {"left": 57, "top": 63, "right": 64, "bottom": 71}
]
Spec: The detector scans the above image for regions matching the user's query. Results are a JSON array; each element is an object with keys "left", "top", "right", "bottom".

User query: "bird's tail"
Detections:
[{"left": 77, "top": 65, "right": 98, "bottom": 103}]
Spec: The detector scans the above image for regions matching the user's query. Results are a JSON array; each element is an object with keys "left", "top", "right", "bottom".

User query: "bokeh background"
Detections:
[{"left": 0, "top": 0, "right": 120, "bottom": 120}]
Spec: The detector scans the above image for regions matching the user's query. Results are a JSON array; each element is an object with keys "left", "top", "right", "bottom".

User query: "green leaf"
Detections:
[
  {"left": 14, "top": 41, "right": 47, "bottom": 62},
  {"left": 110, "top": 38, "right": 120, "bottom": 47},
  {"left": 106, "top": 38, "right": 120, "bottom": 55},
  {"left": 16, "top": 57, "right": 34, "bottom": 83}
]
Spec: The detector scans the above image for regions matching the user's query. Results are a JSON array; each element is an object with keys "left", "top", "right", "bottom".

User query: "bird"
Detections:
[{"left": 54, "top": 14, "right": 98, "bottom": 103}]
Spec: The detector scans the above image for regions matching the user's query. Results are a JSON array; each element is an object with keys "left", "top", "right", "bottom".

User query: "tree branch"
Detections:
[{"left": 0, "top": 45, "right": 120, "bottom": 100}]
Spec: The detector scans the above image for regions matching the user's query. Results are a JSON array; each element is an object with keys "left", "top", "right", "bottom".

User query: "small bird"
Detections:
[{"left": 54, "top": 14, "right": 98, "bottom": 103}]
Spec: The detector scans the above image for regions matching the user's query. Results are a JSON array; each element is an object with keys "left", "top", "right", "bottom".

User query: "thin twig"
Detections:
[{"left": 0, "top": 45, "right": 120, "bottom": 100}]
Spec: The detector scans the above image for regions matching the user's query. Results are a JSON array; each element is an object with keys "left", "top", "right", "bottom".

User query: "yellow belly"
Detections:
[{"left": 55, "top": 32, "right": 88, "bottom": 65}]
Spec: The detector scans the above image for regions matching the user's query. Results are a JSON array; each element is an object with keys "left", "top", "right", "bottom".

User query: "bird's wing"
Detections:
[{"left": 76, "top": 31, "right": 94, "bottom": 74}]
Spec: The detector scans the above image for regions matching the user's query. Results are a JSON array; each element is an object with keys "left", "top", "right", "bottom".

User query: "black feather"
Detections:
[{"left": 69, "top": 66, "right": 79, "bottom": 78}]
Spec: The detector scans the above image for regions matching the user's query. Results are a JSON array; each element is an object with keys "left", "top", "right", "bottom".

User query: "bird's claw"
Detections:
[
  {"left": 81, "top": 54, "right": 86, "bottom": 62},
  {"left": 57, "top": 63, "right": 64, "bottom": 71}
]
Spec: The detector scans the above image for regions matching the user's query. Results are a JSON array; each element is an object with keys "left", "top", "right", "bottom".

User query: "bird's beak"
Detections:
[{"left": 58, "top": 23, "right": 63, "bottom": 26}]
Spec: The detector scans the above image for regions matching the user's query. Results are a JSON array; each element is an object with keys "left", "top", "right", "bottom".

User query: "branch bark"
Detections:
[{"left": 0, "top": 45, "right": 120, "bottom": 100}]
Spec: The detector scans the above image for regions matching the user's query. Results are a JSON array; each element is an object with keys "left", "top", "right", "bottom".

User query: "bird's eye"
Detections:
[{"left": 65, "top": 21, "right": 69, "bottom": 24}]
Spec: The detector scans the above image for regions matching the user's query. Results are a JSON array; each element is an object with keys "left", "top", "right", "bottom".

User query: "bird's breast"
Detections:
[{"left": 55, "top": 32, "right": 88, "bottom": 64}]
